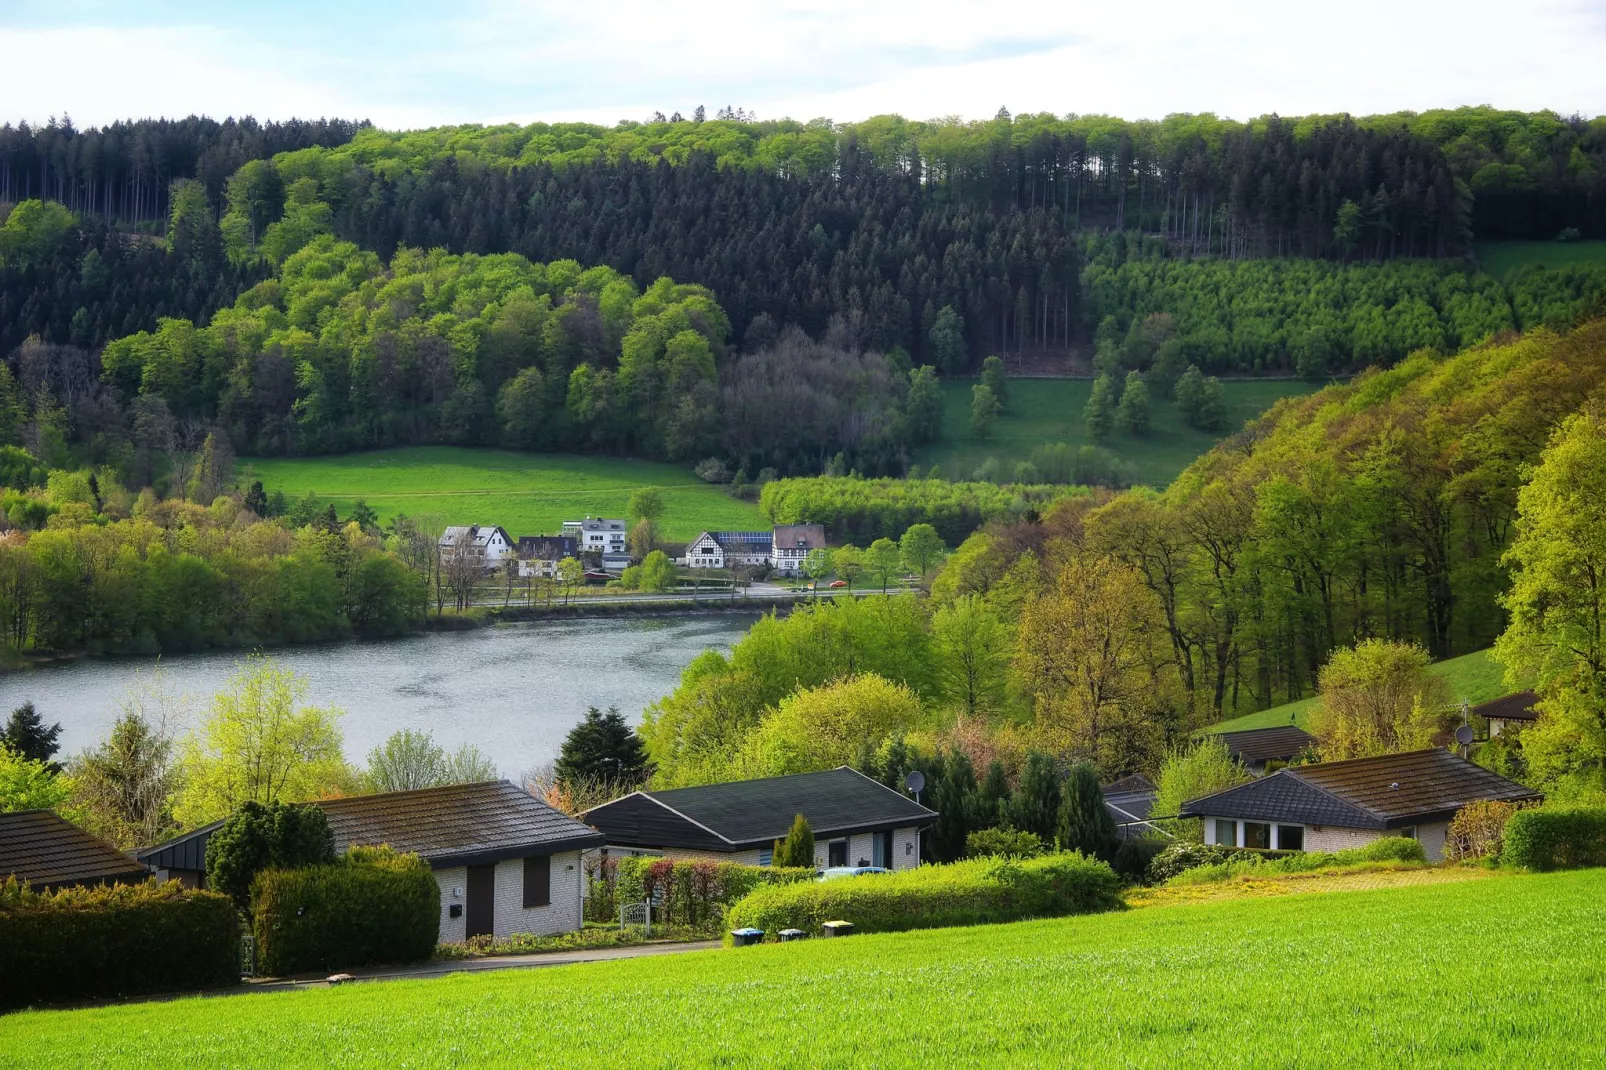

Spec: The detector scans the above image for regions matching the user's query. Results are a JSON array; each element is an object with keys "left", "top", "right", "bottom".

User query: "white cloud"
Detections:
[{"left": 1, "top": 1, "right": 1602, "bottom": 130}]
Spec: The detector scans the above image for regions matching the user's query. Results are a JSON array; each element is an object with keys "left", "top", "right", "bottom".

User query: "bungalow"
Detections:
[
  {"left": 516, "top": 535, "right": 579, "bottom": 579},
  {"left": 0, "top": 809, "right": 151, "bottom": 892},
  {"left": 1475, "top": 691, "right": 1540, "bottom": 737},
  {"left": 1181, "top": 748, "right": 1541, "bottom": 861},
  {"left": 771, "top": 523, "right": 826, "bottom": 576},
  {"left": 581, "top": 766, "right": 938, "bottom": 870},
  {"left": 1215, "top": 724, "right": 1319, "bottom": 775},
  {"left": 439, "top": 525, "right": 515, "bottom": 569},
  {"left": 684, "top": 530, "right": 773, "bottom": 570},
  {"left": 1101, "top": 774, "right": 1160, "bottom": 839},
  {"left": 137, "top": 781, "right": 604, "bottom": 941}
]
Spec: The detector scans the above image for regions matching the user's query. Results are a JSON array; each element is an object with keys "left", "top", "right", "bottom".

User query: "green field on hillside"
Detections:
[
  {"left": 1476, "top": 239, "right": 1606, "bottom": 281},
  {"left": 238, "top": 448, "right": 763, "bottom": 541},
  {"left": 1206, "top": 648, "right": 1516, "bottom": 734},
  {"left": 6, "top": 869, "right": 1603, "bottom": 1066},
  {"left": 912, "top": 378, "right": 1318, "bottom": 487}
]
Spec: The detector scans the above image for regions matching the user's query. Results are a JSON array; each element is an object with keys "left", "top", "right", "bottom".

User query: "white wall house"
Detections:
[
  {"left": 562, "top": 518, "right": 628, "bottom": 557},
  {"left": 137, "top": 781, "right": 604, "bottom": 942},
  {"left": 684, "top": 531, "right": 773, "bottom": 570},
  {"left": 517, "top": 535, "right": 580, "bottom": 579},
  {"left": 440, "top": 525, "right": 515, "bottom": 569},
  {"left": 1182, "top": 748, "right": 1541, "bottom": 863},
  {"left": 771, "top": 523, "right": 826, "bottom": 576},
  {"left": 581, "top": 766, "right": 938, "bottom": 874}
]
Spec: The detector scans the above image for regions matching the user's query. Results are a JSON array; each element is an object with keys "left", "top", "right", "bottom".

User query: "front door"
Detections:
[{"left": 466, "top": 863, "right": 496, "bottom": 939}]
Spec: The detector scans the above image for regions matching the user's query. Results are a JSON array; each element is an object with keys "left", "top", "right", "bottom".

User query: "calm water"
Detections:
[{"left": 0, "top": 614, "right": 760, "bottom": 778}]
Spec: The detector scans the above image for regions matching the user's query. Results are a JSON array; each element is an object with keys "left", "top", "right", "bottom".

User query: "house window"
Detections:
[
  {"left": 1214, "top": 819, "right": 1238, "bottom": 847},
  {"left": 828, "top": 839, "right": 848, "bottom": 867},
  {"left": 522, "top": 854, "right": 551, "bottom": 908},
  {"left": 1243, "top": 822, "right": 1271, "bottom": 850},
  {"left": 1398, "top": 826, "right": 1418, "bottom": 840},
  {"left": 758, "top": 848, "right": 773, "bottom": 866},
  {"left": 1276, "top": 825, "right": 1304, "bottom": 851}
]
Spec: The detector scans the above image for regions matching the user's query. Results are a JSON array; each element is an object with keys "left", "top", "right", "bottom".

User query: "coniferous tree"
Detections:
[
  {"left": 3, "top": 702, "right": 61, "bottom": 768},
  {"left": 1003, "top": 751, "right": 1061, "bottom": 843},
  {"left": 554, "top": 706, "right": 654, "bottom": 787},
  {"left": 1057, "top": 761, "right": 1119, "bottom": 860},
  {"left": 773, "top": 813, "right": 815, "bottom": 868}
]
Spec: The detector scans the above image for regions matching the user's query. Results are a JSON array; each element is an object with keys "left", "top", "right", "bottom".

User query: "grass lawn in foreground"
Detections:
[
  {"left": 5, "top": 868, "right": 1602, "bottom": 1067},
  {"left": 237, "top": 447, "right": 763, "bottom": 541},
  {"left": 1205, "top": 647, "right": 1515, "bottom": 734},
  {"left": 911, "top": 377, "right": 1317, "bottom": 488},
  {"left": 1476, "top": 239, "right": 1606, "bottom": 282}
]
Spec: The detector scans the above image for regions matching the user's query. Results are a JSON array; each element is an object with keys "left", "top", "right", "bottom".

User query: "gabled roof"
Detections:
[
  {"left": 1181, "top": 749, "right": 1542, "bottom": 829},
  {"left": 518, "top": 535, "right": 578, "bottom": 559},
  {"left": 1216, "top": 724, "right": 1319, "bottom": 764},
  {"left": 582, "top": 767, "right": 938, "bottom": 851},
  {"left": 139, "top": 781, "right": 602, "bottom": 873},
  {"left": 0, "top": 810, "right": 150, "bottom": 891},
  {"left": 1101, "top": 774, "right": 1156, "bottom": 796},
  {"left": 1473, "top": 691, "right": 1540, "bottom": 722},
  {"left": 771, "top": 523, "right": 826, "bottom": 551},
  {"left": 710, "top": 531, "right": 773, "bottom": 552},
  {"left": 441, "top": 524, "right": 513, "bottom": 548}
]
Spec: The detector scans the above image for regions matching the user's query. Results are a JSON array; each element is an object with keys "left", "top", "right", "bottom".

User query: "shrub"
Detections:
[
  {"left": 724, "top": 852, "right": 1122, "bottom": 940},
  {"left": 206, "top": 801, "right": 337, "bottom": 910},
  {"left": 252, "top": 846, "right": 438, "bottom": 976},
  {"left": 1146, "top": 841, "right": 1234, "bottom": 884},
  {"left": 965, "top": 827, "right": 1045, "bottom": 859},
  {"left": 773, "top": 814, "right": 815, "bottom": 869},
  {"left": 607, "top": 856, "right": 813, "bottom": 930},
  {"left": 1502, "top": 807, "right": 1606, "bottom": 872},
  {"left": 0, "top": 876, "right": 238, "bottom": 1009},
  {"left": 1165, "top": 836, "right": 1428, "bottom": 886},
  {"left": 1112, "top": 837, "right": 1169, "bottom": 882}
]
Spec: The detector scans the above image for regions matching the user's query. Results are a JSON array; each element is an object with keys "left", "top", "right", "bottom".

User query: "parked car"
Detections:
[
  {"left": 816, "top": 866, "right": 891, "bottom": 881},
  {"left": 829, "top": 580, "right": 849, "bottom": 589}
]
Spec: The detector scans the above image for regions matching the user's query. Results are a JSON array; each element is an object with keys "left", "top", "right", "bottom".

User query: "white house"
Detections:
[
  {"left": 439, "top": 525, "right": 515, "bottom": 569},
  {"left": 562, "top": 517, "right": 628, "bottom": 558},
  {"left": 771, "top": 523, "right": 826, "bottom": 576},
  {"left": 138, "top": 781, "right": 604, "bottom": 941},
  {"left": 684, "top": 530, "right": 773, "bottom": 570},
  {"left": 580, "top": 766, "right": 937, "bottom": 871},
  {"left": 1181, "top": 748, "right": 1541, "bottom": 862}
]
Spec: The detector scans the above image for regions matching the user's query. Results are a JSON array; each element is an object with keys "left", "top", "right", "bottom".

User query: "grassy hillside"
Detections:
[
  {"left": 1476, "top": 239, "right": 1606, "bottom": 282},
  {"left": 5, "top": 869, "right": 1602, "bottom": 1066},
  {"left": 1206, "top": 648, "right": 1515, "bottom": 734},
  {"left": 239, "top": 448, "right": 763, "bottom": 541},
  {"left": 911, "top": 378, "right": 1317, "bottom": 487}
]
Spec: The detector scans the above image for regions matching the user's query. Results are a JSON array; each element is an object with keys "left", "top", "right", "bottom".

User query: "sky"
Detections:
[{"left": 2, "top": 0, "right": 1604, "bottom": 131}]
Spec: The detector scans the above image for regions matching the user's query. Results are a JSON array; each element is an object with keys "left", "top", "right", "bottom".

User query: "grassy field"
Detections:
[
  {"left": 1476, "top": 239, "right": 1606, "bottom": 282},
  {"left": 1206, "top": 648, "right": 1515, "bottom": 734},
  {"left": 911, "top": 378, "right": 1317, "bottom": 488},
  {"left": 4, "top": 868, "right": 1603, "bottom": 1066},
  {"left": 238, "top": 447, "right": 763, "bottom": 541}
]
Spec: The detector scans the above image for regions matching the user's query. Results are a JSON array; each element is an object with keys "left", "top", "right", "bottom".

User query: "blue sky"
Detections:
[{"left": 3, "top": 1, "right": 1604, "bottom": 130}]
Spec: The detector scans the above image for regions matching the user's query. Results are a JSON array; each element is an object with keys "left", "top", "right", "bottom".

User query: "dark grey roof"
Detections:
[
  {"left": 583, "top": 767, "right": 938, "bottom": 851},
  {"left": 518, "top": 535, "right": 578, "bottom": 559},
  {"left": 1101, "top": 774, "right": 1156, "bottom": 795},
  {"left": 1216, "top": 725, "right": 1319, "bottom": 763},
  {"left": 711, "top": 531, "right": 772, "bottom": 552},
  {"left": 1473, "top": 691, "right": 1540, "bottom": 722},
  {"left": 0, "top": 810, "right": 150, "bottom": 891},
  {"left": 1182, "top": 749, "right": 1543, "bottom": 829},
  {"left": 138, "top": 781, "right": 601, "bottom": 873}
]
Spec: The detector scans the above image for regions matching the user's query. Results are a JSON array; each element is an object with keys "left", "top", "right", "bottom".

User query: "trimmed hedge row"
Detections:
[
  {"left": 587, "top": 856, "right": 815, "bottom": 929},
  {"left": 1503, "top": 807, "right": 1606, "bottom": 871},
  {"left": 724, "top": 852, "right": 1122, "bottom": 940},
  {"left": 0, "top": 877, "right": 238, "bottom": 1009},
  {"left": 253, "top": 847, "right": 438, "bottom": 976},
  {"left": 1166, "top": 836, "right": 1427, "bottom": 886}
]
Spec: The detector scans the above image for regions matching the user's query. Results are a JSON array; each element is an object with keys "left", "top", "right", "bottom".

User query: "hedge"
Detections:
[
  {"left": 252, "top": 846, "right": 439, "bottom": 976},
  {"left": 724, "top": 852, "right": 1122, "bottom": 941},
  {"left": 0, "top": 876, "right": 238, "bottom": 1009},
  {"left": 1502, "top": 807, "right": 1606, "bottom": 872},
  {"left": 587, "top": 856, "right": 815, "bottom": 929},
  {"left": 1165, "top": 836, "right": 1428, "bottom": 886}
]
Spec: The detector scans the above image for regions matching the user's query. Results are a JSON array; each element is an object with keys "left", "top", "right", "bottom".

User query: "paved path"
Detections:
[{"left": 245, "top": 940, "right": 722, "bottom": 994}]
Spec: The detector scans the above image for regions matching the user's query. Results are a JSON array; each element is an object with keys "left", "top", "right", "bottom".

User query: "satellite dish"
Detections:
[
  {"left": 1455, "top": 724, "right": 1475, "bottom": 746},
  {"left": 904, "top": 770, "right": 926, "bottom": 795}
]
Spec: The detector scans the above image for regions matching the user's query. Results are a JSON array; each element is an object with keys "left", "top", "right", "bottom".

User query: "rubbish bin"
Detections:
[
  {"left": 778, "top": 928, "right": 807, "bottom": 942},
  {"left": 821, "top": 920, "right": 854, "bottom": 938},
  {"left": 730, "top": 927, "right": 765, "bottom": 947}
]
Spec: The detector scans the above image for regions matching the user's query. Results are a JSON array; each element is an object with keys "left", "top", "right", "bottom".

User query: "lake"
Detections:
[{"left": 0, "top": 614, "right": 761, "bottom": 779}]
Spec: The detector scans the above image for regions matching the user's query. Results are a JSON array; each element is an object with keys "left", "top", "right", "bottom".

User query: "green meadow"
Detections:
[
  {"left": 238, "top": 448, "right": 764, "bottom": 541},
  {"left": 911, "top": 378, "right": 1318, "bottom": 488},
  {"left": 1206, "top": 648, "right": 1515, "bottom": 734},
  {"left": 1475, "top": 239, "right": 1606, "bottom": 282},
  {"left": 3, "top": 868, "right": 1601, "bottom": 1067}
]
